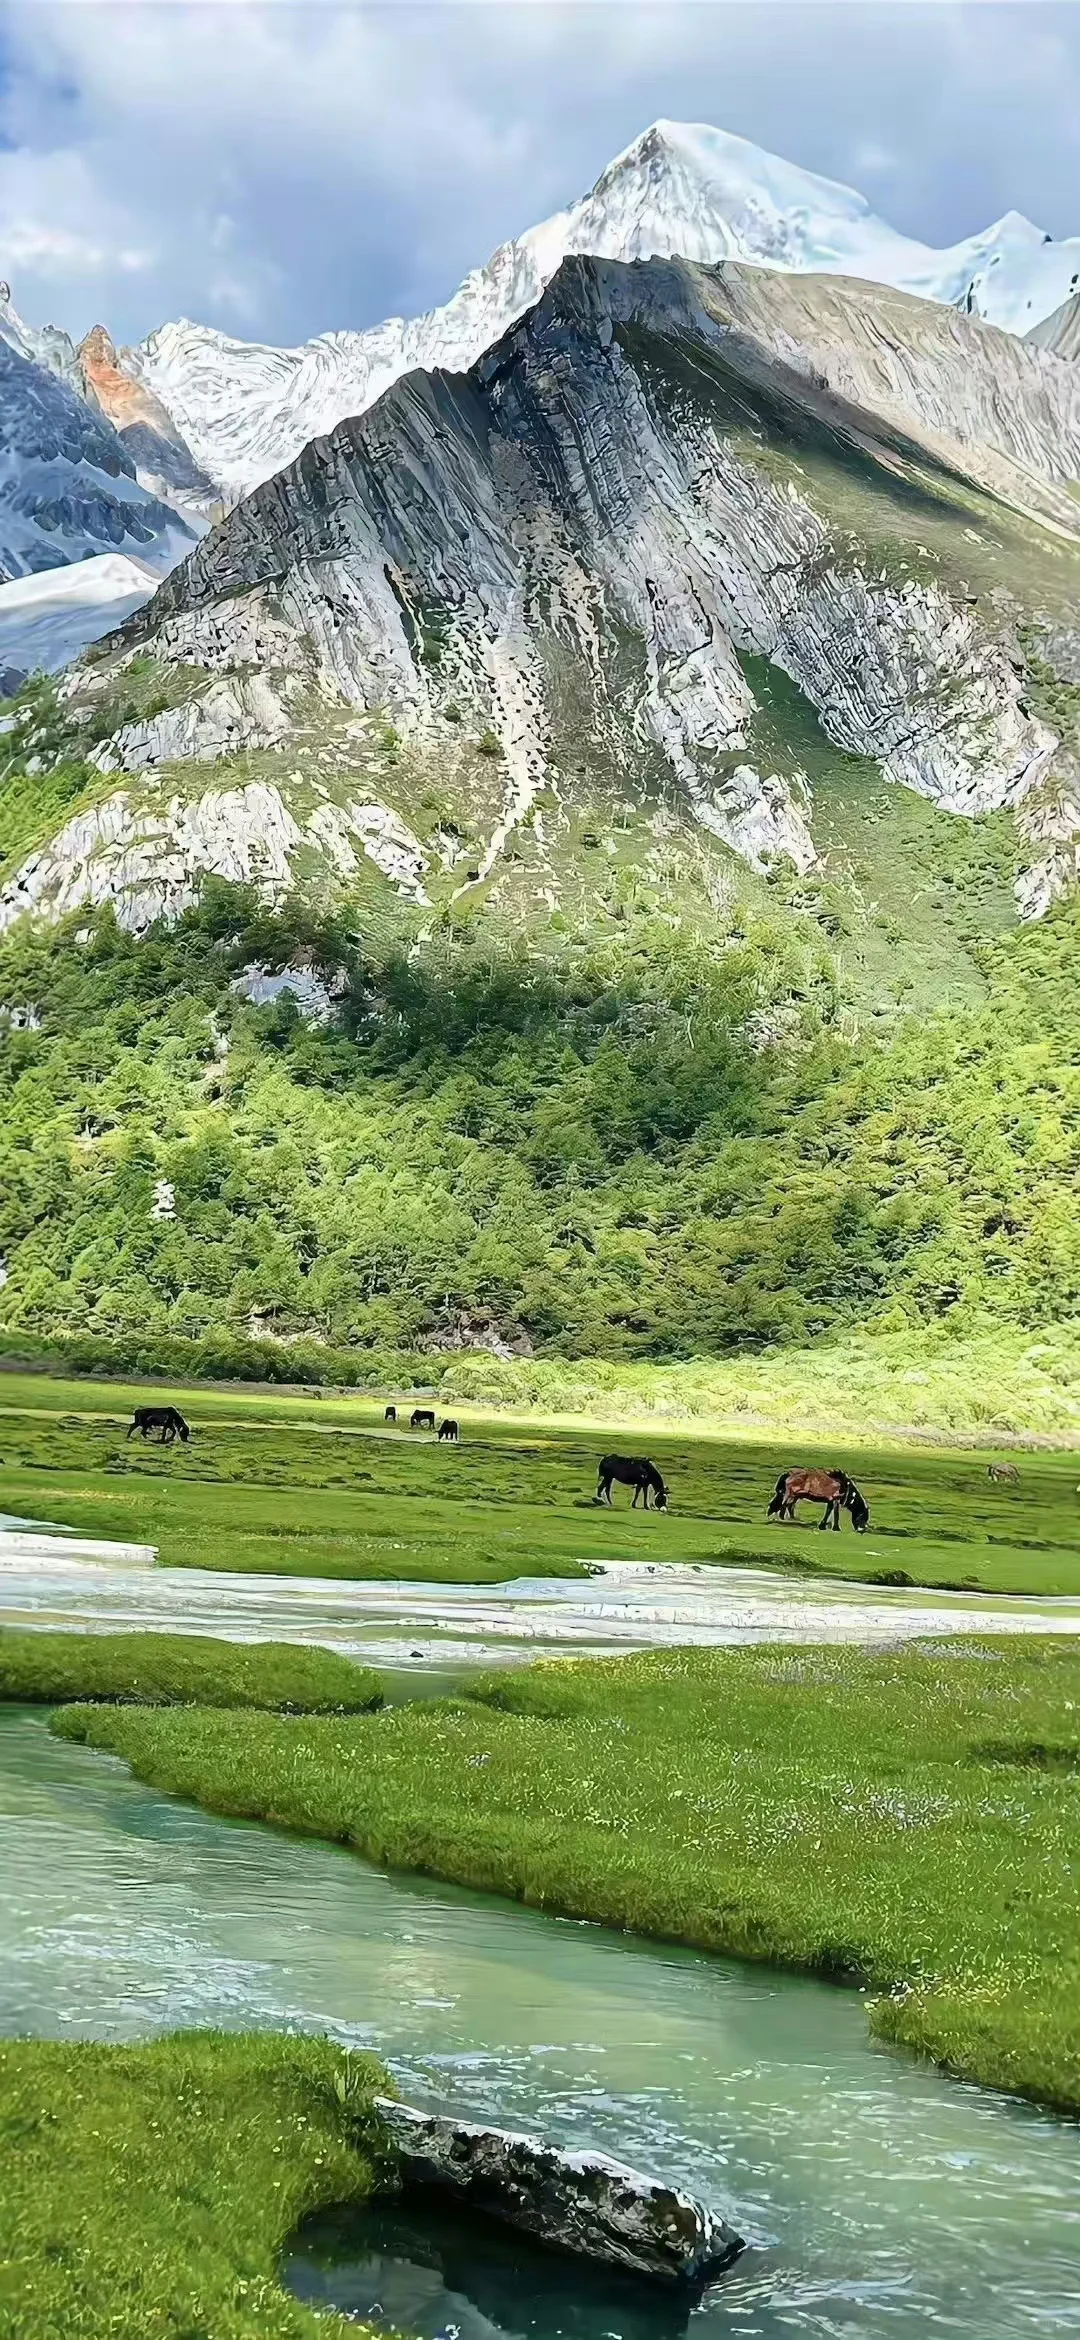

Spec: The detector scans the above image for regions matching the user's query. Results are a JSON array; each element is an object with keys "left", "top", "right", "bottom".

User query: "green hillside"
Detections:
[{"left": 0, "top": 847, "right": 1076, "bottom": 1381}]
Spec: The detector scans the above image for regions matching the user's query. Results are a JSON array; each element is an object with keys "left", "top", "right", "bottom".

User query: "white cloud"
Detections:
[{"left": 0, "top": 221, "right": 151, "bottom": 275}]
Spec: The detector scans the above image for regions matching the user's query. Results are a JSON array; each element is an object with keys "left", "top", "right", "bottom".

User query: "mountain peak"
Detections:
[{"left": 123, "top": 118, "right": 1080, "bottom": 509}]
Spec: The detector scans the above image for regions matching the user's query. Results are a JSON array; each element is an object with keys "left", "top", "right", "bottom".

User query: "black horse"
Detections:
[
  {"left": 438, "top": 1418, "right": 459, "bottom": 1442},
  {"left": 127, "top": 1405, "right": 190, "bottom": 1445},
  {"left": 596, "top": 1455, "right": 668, "bottom": 1510},
  {"left": 410, "top": 1407, "right": 436, "bottom": 1431},
  {"left": 384, "top": 1404, "right": 397, "bottom": 1424},
  {"left": 768, "top": 1467, "right": 869, "bottom": 1532}
]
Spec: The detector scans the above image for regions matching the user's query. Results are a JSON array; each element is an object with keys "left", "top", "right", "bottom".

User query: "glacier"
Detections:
[{"left": 127, "top": 120, "right": 1080, "bottom": 502}]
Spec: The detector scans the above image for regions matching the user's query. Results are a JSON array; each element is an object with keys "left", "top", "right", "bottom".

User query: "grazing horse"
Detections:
[
  {"left": 768, "top": 1467, "right": 869, "bottom": 1532},
  {"left": 127, "top": 1404, "right": 190, "bottom": 1446},
  {"left": 596, "top": 1455, "right": 668, "bottom": 1510},
  {"left": 410, "top": 1407, "right": 436, "bottom": 1431},
  {"left": 438, "top": 1418, "right": 459, "bottom": 1442},
  {"left": 988, "top": 1462, "right": 1020, "bottom": 1485},
  {"left": 384, "top": 1405, "right": 397, "bottom": 1424}
]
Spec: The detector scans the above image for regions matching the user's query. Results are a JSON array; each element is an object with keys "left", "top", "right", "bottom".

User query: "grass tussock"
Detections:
[
  {"left": 0, "top": 2030, "right": 386, "bottom": 2340},
  {"left": 53, "top": 1637, "right": 1080, "bottom": 2115},
  {"left": 0, "top": 1628, "right": 383, "bottom": 1713}
]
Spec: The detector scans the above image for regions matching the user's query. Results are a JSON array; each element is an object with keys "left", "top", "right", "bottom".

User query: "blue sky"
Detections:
[{"left": 1, "top": 2, "right": 1079, "bottom": 350}]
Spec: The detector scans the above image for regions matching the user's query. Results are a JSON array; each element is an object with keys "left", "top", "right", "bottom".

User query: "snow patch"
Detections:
[{"left": 0, "top": 552, "right": 158, "bottom": 682}]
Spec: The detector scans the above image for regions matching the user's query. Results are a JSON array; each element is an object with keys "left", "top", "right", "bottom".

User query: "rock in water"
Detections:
[{"left": 374, "top": 2098, "right": 743, "bottom": 2285}]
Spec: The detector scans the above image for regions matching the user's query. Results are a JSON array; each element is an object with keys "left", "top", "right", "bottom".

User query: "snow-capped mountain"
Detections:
[
  {"left": 0, "top": 332, "right": 196, "bottom": 584},
  {"left": 0, "top": 281, "right": 83, "bottom": 392},
  {"left": 77, "top": 325, "right": 220, "bottom": 524},
  {"left": 11, "top": 250, "right": 1080, "bottom": 942},
  {"left": 126, "top": 120, "right": 1080, "bottom": 502}
]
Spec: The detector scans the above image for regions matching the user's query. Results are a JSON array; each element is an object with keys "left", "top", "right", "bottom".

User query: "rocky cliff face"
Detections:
[
  {"left": 76, "top": 326, "right": 220, "bottom": 524},
  {"left": 1027, "top": 292, "right": 1080, "bottom": 364},
  {"left": 5, "top": 253, "right": 1080, "bottom": 944}
]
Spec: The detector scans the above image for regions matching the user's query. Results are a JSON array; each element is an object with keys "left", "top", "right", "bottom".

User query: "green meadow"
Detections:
[
  {"left": 0, "top": 2031, "right": 384, "bottom": 2340},
  {"left": 0, "top": 1627, "right": 382, "bottom": 1712},
  {"left": 0, "top": 1367, "right": 1078, "bottom": 1595},
  {"left": 57, "top": 1634, "right": 1080, "bottom": 2115}
]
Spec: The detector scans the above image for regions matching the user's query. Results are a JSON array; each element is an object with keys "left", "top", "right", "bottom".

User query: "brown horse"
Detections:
[{"left": 768, "top": 1467, "right": 869, "bottom": 1532}]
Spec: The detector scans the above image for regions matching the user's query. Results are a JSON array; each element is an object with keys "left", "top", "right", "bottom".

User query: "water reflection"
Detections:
[{"left": 287, "top": 2201, "right": 707, "bottom": 2340}]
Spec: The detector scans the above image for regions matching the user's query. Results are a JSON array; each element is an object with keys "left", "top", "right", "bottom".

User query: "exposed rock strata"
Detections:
[
  {"left": 691, "top": 265, "right": 1080, "bottom": 531},
  {"left": 6, "top": 253, "right": 1080, "bottom": 933},
  {"left": 0, "top": 782, "right": 429, "bottom": 934},
  {"left": 375, "top": 2098, "right": 743, "bottom": 2285},
  {"left": 126, "top": 121, "right": 1080, "bottom": 502},
  {"left": 1027, "top": 292, "right": 1080, "bottom": 364},
  {"left": 133, "top": 256, "right": 1062, "bottom": 846},
  {"left": 90, "top": 674, "right": 292, "bottom": 773},
  {"left": 77, "top": 324, "right": 219, "bottom": 522}
]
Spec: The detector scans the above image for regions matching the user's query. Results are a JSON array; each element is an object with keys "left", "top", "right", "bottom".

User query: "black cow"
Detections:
[
  {"left": 385, "top": 1404, "right": 397, "bottom": 1424},
  {"left": 410, "top": 1408, "right": 436, "bottom": 1430},
  {"left": 438, "top": 1418, "right": 459, "bottom": 1442}
]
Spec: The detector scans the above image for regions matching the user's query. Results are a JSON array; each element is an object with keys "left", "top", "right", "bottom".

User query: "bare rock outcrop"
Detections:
[
  {"left": 90, "top": 674, "right": 292, "bottom": 774},
  {"left": 7, "top": 251, "right": 1080, "bottom": 933},
  {"left": 0, "top": 781, "right": 429, "bottom": 934},
  {"left": 129, "top": 255, "right": 1067, "bottom": 861},
  {"left": 375, "top": 2098, "right": 743, "bottom": 2286}
]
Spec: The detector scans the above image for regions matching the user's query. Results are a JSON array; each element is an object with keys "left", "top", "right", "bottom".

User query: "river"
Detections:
[
  {"left": 4, "top": 1539, "right": 1080, "bottom": 1667},
  {"left": 2, "top": 1703, "right": 1077, "bottom": 2340}
]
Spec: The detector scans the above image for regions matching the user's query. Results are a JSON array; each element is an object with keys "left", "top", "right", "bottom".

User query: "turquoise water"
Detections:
[{"left": 1, "top": 1704, "right": 1077, "bottom": 2337}]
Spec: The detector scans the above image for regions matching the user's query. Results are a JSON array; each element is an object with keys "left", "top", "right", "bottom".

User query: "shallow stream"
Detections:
[
  {"left": 4, "top": 1543, "right": 1080, "bottom": 1668},
  {"left": 2, "top": 1703, "right": 1077, "bottom": 2338}
]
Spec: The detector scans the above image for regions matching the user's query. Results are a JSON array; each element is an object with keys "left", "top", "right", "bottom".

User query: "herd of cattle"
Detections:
[{"left": 125, "top": 1403, "right": 1030, "bottom": 1522}]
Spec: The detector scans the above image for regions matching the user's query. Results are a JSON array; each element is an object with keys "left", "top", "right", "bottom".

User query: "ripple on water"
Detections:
[{"left": 1, "top": 1706, "right": 1078, "bottom": 2338}]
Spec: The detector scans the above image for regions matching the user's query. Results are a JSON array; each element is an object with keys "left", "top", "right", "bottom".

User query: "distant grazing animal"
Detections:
[
  {"left": 768, "top": 1467, "right": 869, "bottom": 1532},
  {"left": 438, "top": 1418, "right": 459, "bottom": 1442},
  {"left": 410, "top": 1408, "right": 436, "bottom": 1431},
  {"left": 384, "top": 1405, "right": 397, "bottom": 1424},
  {"left": 127, "top": 1404, "right": 190, "bottom": 1446},
  {"left": 988, "top": 1462, "right": 1020, "bottom": 1485},
  {"left": 596, "top": 1455, "right": 668, "bottom": 1510}
]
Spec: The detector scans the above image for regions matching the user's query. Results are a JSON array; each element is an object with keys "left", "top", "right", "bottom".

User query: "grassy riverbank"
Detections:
[
  {"left": 54, "top": 1638, "right": 1080, "bottom": 2115},
  {"left": 0, "top": 1628, "right": 383, "bottom": 1712},
  {"left": 2, "top": 1369, "right": 1079, "bottom": 1593},
  {"left": 0, "top": 2030, "right": 385, "bottom": 2340}
]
